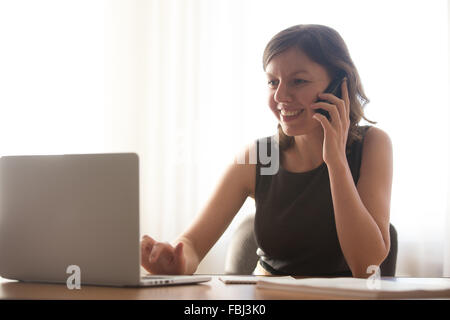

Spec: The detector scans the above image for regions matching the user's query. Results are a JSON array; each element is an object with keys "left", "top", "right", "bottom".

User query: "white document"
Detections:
[
  {"left": 256, "top": 277, "right": 450, "bottom": 299},
  {"left": 219, "top": 275, "right": 295, "bottom": 284}
]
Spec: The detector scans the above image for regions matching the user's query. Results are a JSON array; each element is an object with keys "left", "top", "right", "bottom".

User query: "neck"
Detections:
[{"left": 291, "top": 126, "right": 324, "bottom": 167}]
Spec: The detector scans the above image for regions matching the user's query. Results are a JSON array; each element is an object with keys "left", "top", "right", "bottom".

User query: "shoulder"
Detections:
[
  {"left": 364, "top": 126, "right": 392, "bottom": 146},
  {"left": 362, "top": 126, "right": 393, "bottom": 160},
  {"left": 359, "top": 126, "right": 393, "bottom": 183},
  {"left": 230, "top": 141, "right": 257, "bottom": 198}
]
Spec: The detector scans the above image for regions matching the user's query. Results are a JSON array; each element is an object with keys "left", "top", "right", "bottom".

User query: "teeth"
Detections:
[{"left": 280, "top": 109, "right": 303, "bottom": 116}]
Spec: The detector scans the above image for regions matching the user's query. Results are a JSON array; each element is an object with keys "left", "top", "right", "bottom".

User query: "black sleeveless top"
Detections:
[{"left": 254, "top": 125, "right": 372, "bottom": 276}]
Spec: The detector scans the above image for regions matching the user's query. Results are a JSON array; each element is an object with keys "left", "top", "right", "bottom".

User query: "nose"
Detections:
[{"left": 273, "top": 81, "right": 292, "bottom": 104}]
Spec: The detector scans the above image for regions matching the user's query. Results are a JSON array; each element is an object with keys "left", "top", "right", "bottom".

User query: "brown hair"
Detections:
[{"left": 263, "top": 24, "right": 375, "bottom": 152}]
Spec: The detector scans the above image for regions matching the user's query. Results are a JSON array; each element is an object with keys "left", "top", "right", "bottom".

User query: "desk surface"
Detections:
[
  {"left": 0, "top": 275, "right": 450, "bottom": 300},
  {"left": 1, "top": 276, "right": 450, "bottom": 300}
]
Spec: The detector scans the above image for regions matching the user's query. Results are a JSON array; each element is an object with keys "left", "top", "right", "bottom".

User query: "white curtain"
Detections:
[
  {"left": 445, "top": 0, "right": 450, "bottom": 277},
  {"left": 0, "top": 0, "right": 449, "bottom": 276}
]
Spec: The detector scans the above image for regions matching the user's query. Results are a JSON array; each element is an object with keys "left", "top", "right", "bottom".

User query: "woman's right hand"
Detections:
[{"left": 140, "top": 235, "right": 187, "bottom": 275}]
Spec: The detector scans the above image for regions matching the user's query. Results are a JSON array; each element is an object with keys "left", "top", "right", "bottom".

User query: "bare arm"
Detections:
[
  {"left": 142, "top": 145, "right": 256, "bottom": 275},
  {"left": 174, "top": 149, "right": 256, "bottom": 274},
  {"left": 328, "top": 127, "right": 393, "bottom": 278}
]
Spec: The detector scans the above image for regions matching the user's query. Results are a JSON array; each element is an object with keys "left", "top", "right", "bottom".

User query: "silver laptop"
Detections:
[{"left": 0, "top": 153, "right": 211, "bottom": 287}]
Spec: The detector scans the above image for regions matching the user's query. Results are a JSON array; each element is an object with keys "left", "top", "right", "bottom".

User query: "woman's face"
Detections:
[{"left": 265, "top": 47, "right": 331, "bottom": 137}]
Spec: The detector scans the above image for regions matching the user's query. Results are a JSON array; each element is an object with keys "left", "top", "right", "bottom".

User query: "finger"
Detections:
[
  {"left": 313, "top": 112, "right": 332, "bottom": 134},
  {"left": 316, "top": 92, "right": 342, "bottom": 104},
  {"left": 149, "top": 242, "right": 174, "bottom": 264},
  {"left": 316, "top": 92, "right": 346, "bottom": 123},
  {"left": 141, "top": 242, "right": 149, "bottom": 260},
  {"left": 311, "top": 102, "right": 341, "bottom": 128},
  {"left": 174, "top": 242, "right": 184, "bottom": 257},
  {"left": 141, "top": 235, "right": 156, "bottom": 247},
  {"left": 341, "top": 77, "right": 350, "bottom": 118},
  {"left": 142, "top": 234, "right": 155, "bottom": 243},
  {"left": 141, "top": 236, "right": 156, "bottom": 253},
  {"left": 141, "top": 244, "right": 153, "bottom": 272},
  {"left": 148, "top": 243, "right": 164, "bottom": 263}
]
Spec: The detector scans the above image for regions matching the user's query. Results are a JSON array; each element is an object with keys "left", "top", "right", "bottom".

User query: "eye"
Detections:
[
  {"left": 267, "top": 80, "right": 279, "bottom": 88},
  {"left": 293, "top": 79, "right": 307, "bottom": 85}
]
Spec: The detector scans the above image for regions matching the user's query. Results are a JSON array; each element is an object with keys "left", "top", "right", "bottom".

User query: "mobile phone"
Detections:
[{"left": 314, "top": 72, "right": 346, "bottom": 121}]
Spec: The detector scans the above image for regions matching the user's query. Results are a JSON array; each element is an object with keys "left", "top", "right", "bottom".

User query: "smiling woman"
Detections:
[
  {"left": 247, "top": 24, "right": 393, "bottom": 278},
  {"left": 139, "top": 23, "right": 394, "bottom": 279}
]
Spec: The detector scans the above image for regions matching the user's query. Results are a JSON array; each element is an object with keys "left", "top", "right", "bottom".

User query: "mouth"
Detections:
[
  {"left": 278, "top": 108, "right": 305, "bottom": 122},
  {"left": 280, "top": 109, "right": 304, "bottom": 116}
]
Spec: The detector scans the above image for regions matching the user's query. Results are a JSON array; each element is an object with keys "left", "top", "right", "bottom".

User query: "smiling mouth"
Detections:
[{"left": 279, "top": 109, "right": 304, "bottom": 117}]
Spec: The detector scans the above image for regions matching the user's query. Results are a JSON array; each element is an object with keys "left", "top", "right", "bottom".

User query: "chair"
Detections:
[{"left": 224, "top": 213, "right": 398, "bottom": 277}]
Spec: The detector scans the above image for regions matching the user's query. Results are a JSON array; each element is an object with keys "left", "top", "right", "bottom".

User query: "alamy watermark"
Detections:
[
  {"left": 166, "top": 130, "right": 281, "bottom": 176},
  {"left": 235, "top": 134, "right": 280, "bottom": 176},
  {"left": 66, "top": 265, "right": 81, "bottom": 290},
  {"left": 366, "top": 265, "right": 381, "bottom": 290}
]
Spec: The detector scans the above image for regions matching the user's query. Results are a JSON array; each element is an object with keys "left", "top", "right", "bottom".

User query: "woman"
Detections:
[{"left": 141, "top": 24, "right": 393, "bottom": 278}]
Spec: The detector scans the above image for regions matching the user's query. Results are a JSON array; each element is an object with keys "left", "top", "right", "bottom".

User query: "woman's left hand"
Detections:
[{"left": 311, "top": 78, "right": 350, "bottom": 167}]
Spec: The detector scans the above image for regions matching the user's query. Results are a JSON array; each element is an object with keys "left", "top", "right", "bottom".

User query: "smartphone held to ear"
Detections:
[{"left": 314, "top": 72, "right": 346, "bottom": 121}]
